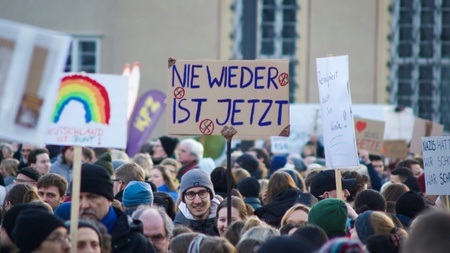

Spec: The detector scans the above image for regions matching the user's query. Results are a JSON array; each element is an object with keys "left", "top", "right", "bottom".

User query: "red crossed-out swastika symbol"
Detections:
[
  {"left": 174, "top": 87, "right": 185, "bottom": 99},
  {"left": 199, "top": 119, "right": 214, "bottom": 135},
  {"left": 278, "top": 73, "right": 289, "bottom": 86}
]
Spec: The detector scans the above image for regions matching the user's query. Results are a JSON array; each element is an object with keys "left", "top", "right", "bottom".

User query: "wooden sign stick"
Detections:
[
  {"left": 335, "top": 169, "right": 343, "bottom": 200},
  {"left": 70, "top": 146, "right": 82, "bottom": 253}
]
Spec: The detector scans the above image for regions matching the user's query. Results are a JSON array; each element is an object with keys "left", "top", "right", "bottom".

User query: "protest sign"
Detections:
[
  {"left": 122, "top": 62, "right": 140, "bottom": 120},
  {"left": 46, "top": 73, "right": 128, "bottom": 148},
  {"left": 382, "top": 140, "right": 408, "bottom": 159},
  {"left": 127, "top": 90, "right": 166, "bottom": 156},
  {"left": 316, "top": 55, "right": 359, "bottom": 168},
  {"left": 422, "top": 136, "right": 450, "bottom": 195},
  {"left": 410, "top": 117, "right": 444, "bottom": 154},
  {"left": 165, "top": 59, "right": 290, "bottom": 137},
  {"left": 0, "top": 18, "right": 71, "bottom": 144},
  {"left": 354, "top": 117, "right": 385, "bottom": 155}
]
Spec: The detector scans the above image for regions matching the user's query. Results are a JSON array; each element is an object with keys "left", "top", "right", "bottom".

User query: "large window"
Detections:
[
  {"left": 390, "top": 0, "right": 450, "bottom": 131},
  {"left": 64, "top": 36, "right": 100, "bottom": 73}
]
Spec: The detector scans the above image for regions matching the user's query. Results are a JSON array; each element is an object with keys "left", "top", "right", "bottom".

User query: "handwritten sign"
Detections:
[
  {"left": 165, "top": 59, "right": 290, "bottom": 137},
  {"left": 382, "top": 140, "right": 408, "bottom": 159},
  {"left": 410, "top": 117, "right": 444, "bottom": 154},
  {"left": 0, "top": 19, "right": 71, "bottom": 144},
  {"left": 45, "top": 73, "right": 128, "bottom": 148},
  {"left": 354, "top": 117, "right": 385, "bottom": 155},
  {"left": 422, "top": 136, "right": 450, "bottom": 195},
  {"left": 316, "top": 55, "right": 359, "bottom": 168}
]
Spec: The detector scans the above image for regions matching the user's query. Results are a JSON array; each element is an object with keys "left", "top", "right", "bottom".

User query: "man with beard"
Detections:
[
  {"left": 79, "top": 163, "right": 155, "bottom": 253},
  {"left": 173, "top": 169, "right": 219, "bottom": 235}
]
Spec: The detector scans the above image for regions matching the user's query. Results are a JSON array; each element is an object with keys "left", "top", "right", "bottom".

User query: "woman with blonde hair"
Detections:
[
  {"left": 148, "top": 165, "right": 179, "bottom": 201},
  {"left": 0, "top": 159, "right": 19, "bottom": 191},
  {"left": 351, "top": 210, "right": 408, "bottom": 244},
  {"left": 280, "top": 203, "right": 310, "bottom": 227}
]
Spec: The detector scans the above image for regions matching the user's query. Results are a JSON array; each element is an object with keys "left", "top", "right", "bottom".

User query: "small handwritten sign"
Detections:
[
  {"left": 45, "top": 73, "right": 128, "bottom": 148},
  {"left": 422, "top": 136, "right": 450, "bottom": 195},
  {"left": 316, "top": 55, "right": 359, "bottom": 168},
  {"left": 354, "top": 117, "right": 385, "bottom": 155},
  {"left": 165, "top": 59, "right": 290, "bottom": 137},
  {"left": 410, "top": 117, "right": 444, "bottom": 155}
]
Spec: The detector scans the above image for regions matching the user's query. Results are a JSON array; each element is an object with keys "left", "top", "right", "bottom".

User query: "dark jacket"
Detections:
[
  {"left": 244, "top": 197, "right": 263, "bottom": 211},
  {"left": 255, "top": 188, "right": 301, "bottom": 227},
  {"left": 176, "top": 161, "right": 199, "bottom": 181},
  {"left": 173, "top": 211, "right": 219, "bottom": 236},
  {"left": 111, "top": 207, "right": 155, "bottom": 253}
]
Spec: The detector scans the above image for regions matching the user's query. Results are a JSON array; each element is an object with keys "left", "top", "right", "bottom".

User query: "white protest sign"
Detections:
[
  {"left": 46, "top": 73, "right": 128, "bottom": 148},
  {"left": 316, "top": 55, "right": 359, "bottom": 168},
  {"left": 422, "top": 136, "right": 450, "bottom": 195},
  {"left": 0, "top": 18, "right": 71, "bottom": 144},
  {"left": 166, "top": 59, "right": 290, "bottom": 137}
]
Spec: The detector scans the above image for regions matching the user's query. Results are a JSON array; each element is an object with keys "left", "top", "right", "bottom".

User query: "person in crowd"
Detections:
[
  {"left": 160, "top": 158, "right": 182, "bottom": 182},
  {"left": 37, "top": 173, "right": 68, "bottom": 210},
  {"left": 240, "top": 225, "right": 280, "bottom": 242},
  {"left": 132, "top": 205, "right": 174, "bottom": 253},
  {"left": 395, "top": 191, "right": 426, "bottom": 228},
  {"left": 187, "top": 235, "right": 236, "bottom": 253},
  {"left": 0, "top": 143, "right": 14, "bottom": 161},
  {"left": 308, "top": 198, "right": 348, "bottom": 239},
  {"left": 113, "top": 162, "right": 146, "bottom": 202},
  {"left": 290, "top": 225, "right": 329, "bottom": 252},
  {"left": 247, "top": 147, "right": 270, "bottom": 173},
  {"left": 82, "top": 147, "right": 96, "bottom": 163},
  {"left": 317, "top": 237, "right": 364, "bottom": 253},
  {"left": 223, "top": 220, "right": 245, "bottom": 246},
  {"left": 365, "top": 234, "right": 402, "bottom": 253},
  {"left": 255, "top": 171, "right": 301, "bottom": 227},
  {"left": 28, "top": 148, "right": 51, "bottom": 175},
  {"left": 152, "top": 136, "right": 179, "bottom": 165},
  {"left": 351, "top": 210, "right": 408, "bottom": 245},
  {"left": 12, "top": 209, "right": 71, "bottom": 253},
  {"left": 216, "top": 196, "right": 248, "bottom": 236},
  {"left": 211, "top": 166, "right": 237, "bottom": 199},
  {"left": 237, "top": 176, "right": 262, "bottom": 211},
  {"left": 369, "top": 155, "right": 388, "bottom": 180},
  {"left": 16, "top": 166, "right": 41, "bottom": 187},
  {"left": 0, "top": 158, "right": 18, "bottom": 191},
  {"left": 309, "top": 170, "right": 356, "bottom": 202},
  {"left": 148, "top": 165, "right": 179, "bottom": 201},
  {"left": 395, "top": 158, "right": 423, "bottom": 177},
  {"left": 233, "top": 168, "right": 251, "bottom": 184},
  {"left": 173, "top": 169, "right": 219, "bottom": 235},
  {"left": 78, "top": 163, "right": 155, "bottom": 253},
  {"left": 234, "top": 153, "right": 262, "bottom": 179},
  {"left": 50, "top": 146, "right": 74, "bottom": 186},
  {"left": 236, "top": 238, "right": 262, "bottom": 253},
  {"left": 18, "top": 143, "right": 37, "bottom": 170},
  {"left": 132, "top": 153, "right": 154, "bottom": 179},
  {"left": 354, "top": 189, "right": 386, "bottom": 214},
  {"left": 94, "top": 152, "right": 115, "bottom": 177},
  {"left": 381, "top": 183, "right": 409, "bottom": 214},
  {"left": 66, "top": 219, "right": 111, "bottom": 253},
  {"left": 153, "top": 192, "right": 177, "bottom": 220},
  {"left": 176, "top": 139, "right": 204, "bottom": 181},
  {"left": 169, "top": 232, "right": 200, "bottom": 253},
  {"left": 287, "top": 156, "right": 308, "bottom": 178},
  {"left": 256, "top": 234, "right": 314, "bottom": 253},
  {"left": 342, "top": 170, "right": 368, "bottom": 207},
  {"left": 121, "top": 181, "right": 153, "bottom": 216},
  {"left": 2, "top": 183, "right": 40, "bottom": 214},
  {"left": 280, "top": 203, "right": 310, "bottom": 227},
  {"left": 389, "top": 167, "right": 420, "bottom": 192}
]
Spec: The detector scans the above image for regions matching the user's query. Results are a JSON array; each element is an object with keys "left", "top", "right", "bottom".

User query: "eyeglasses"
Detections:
[
  {"left": 185, "top": 190, "right": 209, "bottom": 201},
  {"left": 147, "top": 233, "right": 167, "bottom": 242},
  {"left": 16, "top": 178, "right": 36, "bottom": 184},
  {"left": 45, "top": 235, "right": 70, "bottom": 244}
]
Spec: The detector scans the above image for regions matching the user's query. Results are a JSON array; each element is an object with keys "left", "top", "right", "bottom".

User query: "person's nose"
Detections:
[
  {"left": 80, "top": 197, "right": 90, "bottom": 209},
  {"left": 193, "top": 194, "right": 202, "bottom": 203}
]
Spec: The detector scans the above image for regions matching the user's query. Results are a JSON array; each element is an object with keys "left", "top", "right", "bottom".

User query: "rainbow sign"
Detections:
[{"left": 52, "top": 75, "right": 111, "bottom": 125}]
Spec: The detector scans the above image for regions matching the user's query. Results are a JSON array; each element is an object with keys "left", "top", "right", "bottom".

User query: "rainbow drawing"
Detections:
[{"left": 52, "top": 75, "right": 111, "bottom": 125}]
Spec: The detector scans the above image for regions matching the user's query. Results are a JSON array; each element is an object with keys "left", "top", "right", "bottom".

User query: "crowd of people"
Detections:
[{"left": 0, "top": 136, "right": 448, "bottom": 253}]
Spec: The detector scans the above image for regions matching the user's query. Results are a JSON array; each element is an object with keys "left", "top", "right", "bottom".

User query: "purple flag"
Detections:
[{"left": 127, "top": 90, "right": 166, "bottom": 156}]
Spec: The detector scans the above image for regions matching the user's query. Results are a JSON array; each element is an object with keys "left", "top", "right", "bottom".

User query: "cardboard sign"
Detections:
[
  {"left": 316, "top": 55, "right": 359, "bottom": 168},
  {"left": 165, "top": 59, "right": 290, "bottom": 137},
  {"left": 354, "top": 117, "right": 385, "bottom": 155},
  {"left": 0, "top": 19, "right": 71, "bottom": 144},
  {"left": 410, "top": 117, "right": 444, "bottom": 154},
  {"left": 46, "top": 73, "right": 128, "bottom": 148},
  {"left": 421, "top": 136, "right": 450, "bottom": 195},
  {"left": 382, "top": 140, "right": 408, "bottom": 159}
]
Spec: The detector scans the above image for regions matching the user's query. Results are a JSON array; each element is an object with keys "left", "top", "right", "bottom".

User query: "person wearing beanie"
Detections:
[
  {"left": 173, "top": 169, "right": 219, "bottom": 236},
  {"left": 16, "top": 166, "right": 42, "bottom": 187},
  {"left": 12, "top": 209, "right": 70, "bottom": 253},
  {"left": 50, "top": 146, "right": 74, "bottom": 188},
  {"left": 113, "top": 162, "right": 146, "bottom": 202},
  {"left": 395, "top": 191, "right": 426, "bottom": 228},
  {"left": 237, "top": 177, "right": 262, "bottom": 210},
  {"left": 310, "top": 170, "right": 356, "bottom": 201},
  {"left": 176, "top": 138, "right": 204, "bottom": 181},
  {"left": 308, "top": 198, "right": 349, "bottom": 238},
  {"left": 94, "top": 152, "right": 115, "bottom": 177},
  {"left": 79, "top": 163, "right": 155, "bottom": 253},
  {"left": 235, "top": 153, "right": 262, "bottom": 179},
  {"left": 122, "top": 181, "right": 154, "bottom": 216},
  {"left": 153, "top": 135, "right": 179, "bottom": 165}
]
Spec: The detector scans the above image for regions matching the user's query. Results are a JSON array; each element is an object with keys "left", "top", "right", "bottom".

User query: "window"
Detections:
[
  {"left": 64, "top": 36, "right": 100, "bottom": 73},
  {"left": 390, "top": 0, "right": 450, "bottom": 131}
]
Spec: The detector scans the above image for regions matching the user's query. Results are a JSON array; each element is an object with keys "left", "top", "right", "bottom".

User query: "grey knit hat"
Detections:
[{"left": 180, "top": 169, "right": 215, "bottom": 202}]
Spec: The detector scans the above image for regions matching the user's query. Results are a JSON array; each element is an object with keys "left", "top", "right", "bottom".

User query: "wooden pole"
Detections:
[
  {"left": 70, "top": 146, "right": 82, "bottom": 253},
  {"left": 335, "top": 169, "right": 343, "bottom": 200},
  {"left": 221, "top": 126, "right": 237, "bottom": 225}
]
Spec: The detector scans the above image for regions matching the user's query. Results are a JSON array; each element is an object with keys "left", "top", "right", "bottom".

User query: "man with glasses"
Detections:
[
  {"left": 173, "top": 169, "right": 219, "bottom": 235},
  {"left": 133, "top": 206, "right": 173, "bottom": 253}
]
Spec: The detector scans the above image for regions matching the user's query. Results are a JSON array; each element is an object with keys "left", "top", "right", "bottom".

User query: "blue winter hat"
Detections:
[
  {"left": 355, "top": 211, "right": 375, "bottom": 244},
  {"left": 122, "top": 181, "right": 154, "bottom": 208}
]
